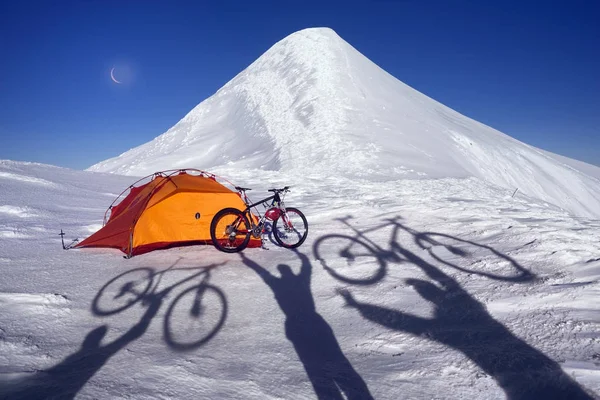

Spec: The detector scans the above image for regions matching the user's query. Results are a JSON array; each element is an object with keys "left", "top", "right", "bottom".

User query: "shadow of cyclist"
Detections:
[
  {"left": 6, "top": 293, "right": 163, "bottom": 400},
  {"left": 241, "top": 251, "right": 373, "bottom": 400},
  {"left": 338, "top": 230, "right": 594, "bottom": 400}
]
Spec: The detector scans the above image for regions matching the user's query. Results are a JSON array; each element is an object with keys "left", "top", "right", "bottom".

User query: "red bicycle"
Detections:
[{"left": 210, "top": 186, "right": 308, "bottom": 253}]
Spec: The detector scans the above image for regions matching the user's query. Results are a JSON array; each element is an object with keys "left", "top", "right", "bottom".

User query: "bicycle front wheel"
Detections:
[
  {"left": 164, "top": 283, "right": 227, "bottom": 351},
  {"left": 210, "top": 208, "right": 251, "bottom": 253},
  {"left": 273, "top": 207, "right": 308, "bottom": 248}
]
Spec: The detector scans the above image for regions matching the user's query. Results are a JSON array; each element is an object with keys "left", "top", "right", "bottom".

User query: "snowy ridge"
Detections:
[{"left": 88, "top": 28, "right": 600, "bottom": 218}]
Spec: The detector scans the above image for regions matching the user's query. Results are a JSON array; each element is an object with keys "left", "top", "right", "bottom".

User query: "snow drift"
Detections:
[{"left": 88, "top": 28, "right": 600, "bottom": 218}]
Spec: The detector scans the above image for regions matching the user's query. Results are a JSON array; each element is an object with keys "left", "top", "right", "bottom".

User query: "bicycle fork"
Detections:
[{"left": 190, "top": 287, "right": 204, "bottom": 317}]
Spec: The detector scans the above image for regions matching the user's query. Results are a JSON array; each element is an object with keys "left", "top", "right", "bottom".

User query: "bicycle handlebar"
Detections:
[
  {"left": 268, "top": 186, "right": 290, "bottom": 193},
  {"left": 236, "top": 186, "right": 290, "bottom": 193}
]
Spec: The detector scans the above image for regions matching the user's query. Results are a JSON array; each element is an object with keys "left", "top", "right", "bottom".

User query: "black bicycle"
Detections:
[{"left": 210, "top": 186, "right": 308, "bottom": 253}]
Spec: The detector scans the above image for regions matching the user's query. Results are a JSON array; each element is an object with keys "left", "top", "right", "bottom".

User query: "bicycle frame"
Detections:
[
  {"left": 238, "top": 191, "right": 290, "bottom": 238},
  {"left": 143, "top": 261, "right": 218, "bottom": 300},
  {"left": 211, "top": 185, "right": 307, "bottom": 252}
]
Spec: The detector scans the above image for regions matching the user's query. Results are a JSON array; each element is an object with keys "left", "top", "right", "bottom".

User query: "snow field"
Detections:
[{"left": 1, "top": 162, "right": 598, "bottom": 399}]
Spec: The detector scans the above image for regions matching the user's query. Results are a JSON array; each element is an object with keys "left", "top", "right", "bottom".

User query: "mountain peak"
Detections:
[
  {"left": 280, "top": 26, "right": 341, "bottom": 41},
  {"left": 266, "top": 27, "right": 344, "bottom": 53},
  {"left": 88, "top": 28, "right": 600, "bottom": 218}
]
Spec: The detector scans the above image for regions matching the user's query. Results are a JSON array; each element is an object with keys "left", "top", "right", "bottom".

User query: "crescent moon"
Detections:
[{"left": 110, "top": 68, "right": 122, "bottom": 84}]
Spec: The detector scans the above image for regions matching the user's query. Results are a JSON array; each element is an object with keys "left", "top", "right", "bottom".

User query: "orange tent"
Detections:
[{"left": 76, "top": 169, "right": 260, "bottom": 257}]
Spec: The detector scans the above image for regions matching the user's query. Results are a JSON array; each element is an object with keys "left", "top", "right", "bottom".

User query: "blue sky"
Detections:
[{"left": 1, "top": 1, "right": 598, "bottom": 169}]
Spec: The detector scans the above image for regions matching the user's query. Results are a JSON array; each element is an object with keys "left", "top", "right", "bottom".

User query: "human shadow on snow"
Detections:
[
  {"left": 2, "top": 260, "right": 228, "bottom": 400},
  {"left": 318, "top": 216, "right": 594, "bottom": 399},
  {"left": 4, "top": 292, "right": 163, "bottom": 400},
  {"left": 240, "top": 251, "right": 374, "bottom": 400}
]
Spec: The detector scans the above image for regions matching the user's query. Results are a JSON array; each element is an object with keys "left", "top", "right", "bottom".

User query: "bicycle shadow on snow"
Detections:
[
  {"left": 314, "top": 215, "right": 534, "bottom": 286},
  {"left": 315, "top": 215, "right": 595, "bottom": 400},
  {"left": 91, "top": 259, "right": 229, "bottom": 352},
  {"left": 240, "top": 251, "right": 375, "bottom": 400}
]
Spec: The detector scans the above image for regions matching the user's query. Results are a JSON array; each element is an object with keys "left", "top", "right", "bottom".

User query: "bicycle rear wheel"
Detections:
[
  {"left": 273, "top": 207, "right": 308, "bottom": 248},
  {"left": 92, "top": 268, "right": 154, "bottom": 316},
  {"left": 313, "top": 234, "right": 385, "bottom": 285},
  {"left": 210, "top": 208, "right": 251, "bottom": 253}
]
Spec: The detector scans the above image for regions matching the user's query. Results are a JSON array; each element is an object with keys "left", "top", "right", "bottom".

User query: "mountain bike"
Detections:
[{"left": 210, "top": 186, "right": 308, "bottom": 253}]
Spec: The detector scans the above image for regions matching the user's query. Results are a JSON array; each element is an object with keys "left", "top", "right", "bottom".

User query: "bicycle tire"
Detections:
[
  {"left": 210, "top": 208, "right": 251, "bottom": 253},
  {"left": 92, "top": 267, "right": 154, "bottom": 316},
  {"left": 163, "top": 283, "right": 227, "bottom": 351},
  {"left": 313, "top": 234, "right": 386, "bottom": 285},
  {"left": 413, "top": 232, "right": 534, "bottom": 282},
  {"left": 273, "top": 207, "right": 308, "bottom": 249}
]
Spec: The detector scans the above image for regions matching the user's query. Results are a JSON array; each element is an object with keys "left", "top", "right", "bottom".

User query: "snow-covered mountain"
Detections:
[{"left": 88, "top": 27, "right": 600, "bottom": 218}]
